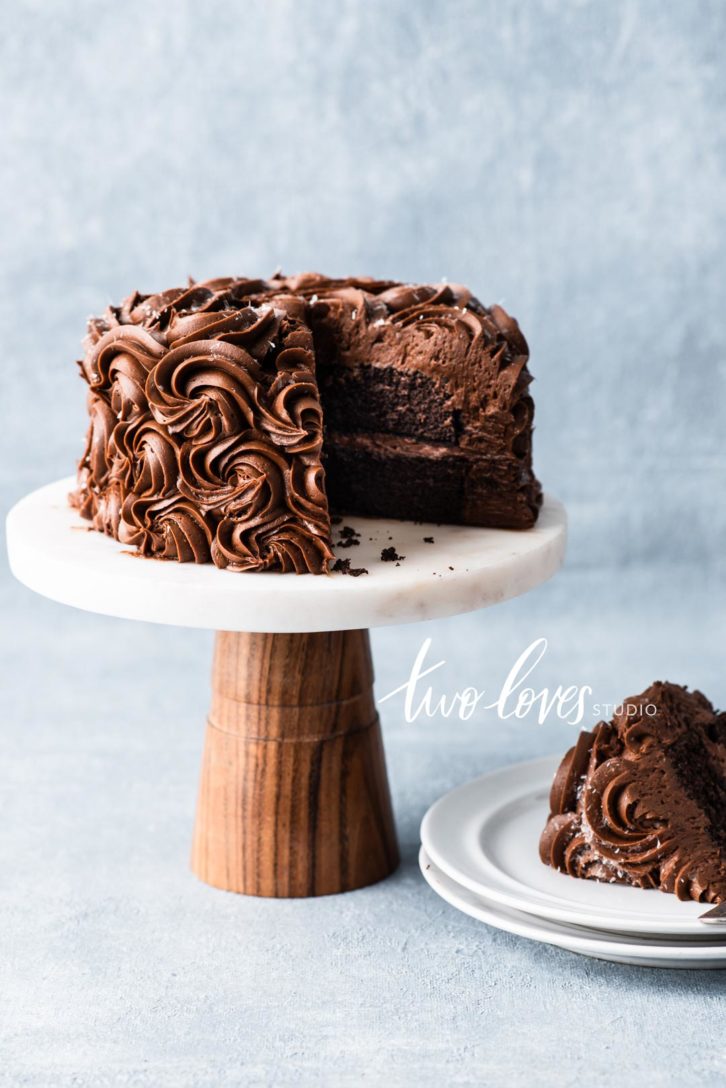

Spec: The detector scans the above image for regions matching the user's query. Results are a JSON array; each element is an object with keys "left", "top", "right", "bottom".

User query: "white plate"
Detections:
[
  {"left": 419, "top": 848, "right": 726, "bottom": 969},
  {"left": 420, "top": 756, "right": 719, "bottom": 938}
]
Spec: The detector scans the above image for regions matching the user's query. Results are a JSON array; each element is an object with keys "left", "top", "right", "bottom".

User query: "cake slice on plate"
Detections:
[{"left": 540, "top": 682, "right": 726, "bottom": 903}]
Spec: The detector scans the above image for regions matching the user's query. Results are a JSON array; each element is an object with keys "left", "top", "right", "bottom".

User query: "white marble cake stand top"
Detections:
[{"left": 7, "top": 477, "right": 566, "bottom": 632}]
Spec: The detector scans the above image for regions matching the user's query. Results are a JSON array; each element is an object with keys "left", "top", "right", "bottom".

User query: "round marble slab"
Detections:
[{"left": 6, "top": 477, "right": 566, "bottom": 632}]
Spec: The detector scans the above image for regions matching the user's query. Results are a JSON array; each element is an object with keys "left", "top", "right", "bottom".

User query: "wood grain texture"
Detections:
[{"left": 191, "top": 629, "right": 399, "bottom": 897}]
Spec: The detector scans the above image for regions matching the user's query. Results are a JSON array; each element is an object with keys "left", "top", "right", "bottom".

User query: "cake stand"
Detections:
[{"left": 6, "top": 477, "right": 566, "bottom": 898}]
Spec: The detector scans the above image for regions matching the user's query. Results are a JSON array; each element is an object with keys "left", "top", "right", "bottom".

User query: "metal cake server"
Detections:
[{"left": 698, "top": 902, "right": 726, "bottom": 924}]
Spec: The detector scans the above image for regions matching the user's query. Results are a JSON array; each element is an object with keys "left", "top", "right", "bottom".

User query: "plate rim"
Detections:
[{"left": 419, "top": 848, "right": 726, "bottom": 967}]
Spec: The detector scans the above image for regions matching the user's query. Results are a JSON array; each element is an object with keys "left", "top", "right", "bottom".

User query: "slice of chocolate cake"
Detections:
[
  {"left": 540, "top": 683, "right": 726, "bottom": 903},
  {"left": 71, "top": 272, "right": 542, "bottom": 572}
]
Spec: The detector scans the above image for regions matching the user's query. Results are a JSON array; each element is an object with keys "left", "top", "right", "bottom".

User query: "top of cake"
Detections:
[
  {"left": 72, "top": 273, "right": 541, "bottom": 573},
  {"left": 83, "top": 273, "right": 532, "bottom": 452},
  {"left": 540, "top": 682, "right": 726, "bottom": 903}
]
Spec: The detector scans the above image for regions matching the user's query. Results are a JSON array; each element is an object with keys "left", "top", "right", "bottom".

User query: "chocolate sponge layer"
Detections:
[{"left": 324, "top": 431, "right": 540, "bottom": 529}]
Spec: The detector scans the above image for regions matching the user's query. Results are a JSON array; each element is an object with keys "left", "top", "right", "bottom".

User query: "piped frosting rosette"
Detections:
[
  {"left": 541, "top": 724, "right": 674, "bottom": 889},
  {"left": 71, "top": 290, "right": 332, "bottom": 573}
]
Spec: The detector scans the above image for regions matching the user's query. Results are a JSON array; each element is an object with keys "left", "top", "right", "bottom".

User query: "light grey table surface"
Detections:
[{"left": 2, "top": 556, "right": 725, "bottom": 1088}]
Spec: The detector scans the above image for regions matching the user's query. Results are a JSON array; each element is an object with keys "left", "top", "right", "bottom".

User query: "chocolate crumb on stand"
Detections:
[
  {"left": 331, "top": 557, "right": 368, "bottom": 577},
  {"left": 336, "top": 525, "right": 361, "bottom": 548},
  {"left": 380, "top": 546, "right": 405, "bottom": 563}
]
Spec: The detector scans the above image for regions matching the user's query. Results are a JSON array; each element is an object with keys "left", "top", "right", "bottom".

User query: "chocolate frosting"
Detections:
[
  {"left": 540, "top": 683, "right": 726, "bottom": 903},
  {"left": 71, "top": 273, "right": 541, "bottom": 572},
  {"left": 73, "top": 282, "right": 332, "bottom": 572}
]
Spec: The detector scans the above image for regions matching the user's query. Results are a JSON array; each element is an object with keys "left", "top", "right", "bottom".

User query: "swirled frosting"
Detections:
[
  {"left": 71, "top": 273, "right": 541, "bottom": 572},
  {"left": 72, "top": 279, "right": 332, "bottom": 572},
  {"left": 540, "top": 683, "right": 726, "bottom": 903}
]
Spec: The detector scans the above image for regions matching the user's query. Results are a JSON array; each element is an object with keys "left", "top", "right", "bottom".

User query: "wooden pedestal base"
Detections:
[{"left": 191, "top": 629, "right": 399, "bottom": 897}]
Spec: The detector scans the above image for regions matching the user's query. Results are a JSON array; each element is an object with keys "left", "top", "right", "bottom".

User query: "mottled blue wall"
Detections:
[{"left": 3, "top": 0, "right": 725, "bottom": 570}]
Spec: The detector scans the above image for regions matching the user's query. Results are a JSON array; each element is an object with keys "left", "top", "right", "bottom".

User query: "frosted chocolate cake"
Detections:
[
  {"left": 71, "top": 273, "right": 541, "bottom": 573},
  {"left": 540, "top": 682, "right": 726, "bottom": 904}
]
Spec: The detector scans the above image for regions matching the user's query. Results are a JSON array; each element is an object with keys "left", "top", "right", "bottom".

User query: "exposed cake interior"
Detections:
[
  {"left": 301, "top": 277, "right": 540, "bottom": 530},
  {"left": 71, "top": 273, "right": 541, "bottom": 573},
  {"left": 540, "top": 682, "right": 726, "bottom": 903}
]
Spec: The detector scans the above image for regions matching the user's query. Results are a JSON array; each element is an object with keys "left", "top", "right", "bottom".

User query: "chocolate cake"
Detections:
[
  {"left": 540, "top": 683, "right": 726, "bottom": 904},
  {"left": 71, "top": 273, "right": 541, "bottom": 573}
]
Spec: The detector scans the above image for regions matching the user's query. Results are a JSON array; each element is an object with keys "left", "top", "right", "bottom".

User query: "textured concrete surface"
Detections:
[
  {"left": 2, "top": 1, "right": 726, "bottom": 1085},
  {"left": 1, "top": 568, "right": 726, "bottom": 1088}
]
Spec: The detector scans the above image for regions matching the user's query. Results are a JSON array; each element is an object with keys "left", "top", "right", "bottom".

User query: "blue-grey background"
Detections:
[{"left": 1, "top": 2, "right": 725, "bottom": 1086}]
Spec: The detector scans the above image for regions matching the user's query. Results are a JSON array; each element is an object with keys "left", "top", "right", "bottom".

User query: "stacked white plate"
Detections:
[{"left": 419, "top": 756, "right": 726, "bottom": 968}]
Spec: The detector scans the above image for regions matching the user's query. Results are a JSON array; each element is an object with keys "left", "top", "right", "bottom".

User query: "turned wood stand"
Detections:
[
  {"left": 7, "top": 478, "right": 566, "bottom": 898},
  {"left": 192, "top": 629, "right": 398, "bottom": 896}
]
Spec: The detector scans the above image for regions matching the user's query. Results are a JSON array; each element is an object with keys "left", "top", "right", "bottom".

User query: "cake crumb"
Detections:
[
  {"left": 332, "top": 558, "right": 368, "bottom": 577},
  {"left": 381, "top": 546, "right": 405, "bottom": 563},
  {"left": 423, "top": 536, "right": 434, "bottom": 544},
  {"left": 337, "top": 524, "right": 360, "bottom": 548}
]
